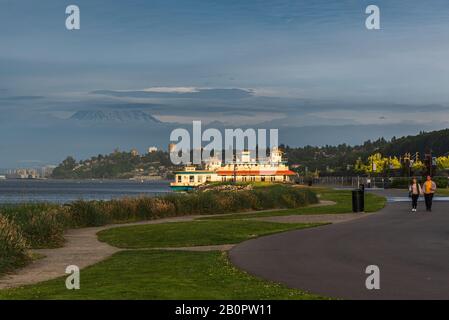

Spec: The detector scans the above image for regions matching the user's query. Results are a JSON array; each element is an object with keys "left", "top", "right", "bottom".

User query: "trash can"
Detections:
[{"left": 352, "top": 189, "right": 365, "bottom": 213}]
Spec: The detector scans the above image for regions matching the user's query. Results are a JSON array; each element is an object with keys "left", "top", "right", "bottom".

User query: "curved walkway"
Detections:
[
  {"left": 0, "top": 217, "right": 187, "bottom": 289},
  {"left": 0, "top": 203, "right": 333, "bottom": 290},
  {"left": 230, "top": 191, "right": 449, "bottom": 300}
]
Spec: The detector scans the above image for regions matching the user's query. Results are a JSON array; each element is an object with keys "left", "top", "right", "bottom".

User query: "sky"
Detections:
[{"left": 1, "top": 0, "right": 449, "bottom": 167}]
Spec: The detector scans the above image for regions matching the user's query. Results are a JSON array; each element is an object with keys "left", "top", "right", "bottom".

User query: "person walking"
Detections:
[
  {"left": 409, "top": 178, "right": 422, "bottom": 212},
  {"left": 423, "top": 175, "right": 437, "bottom": 212}
]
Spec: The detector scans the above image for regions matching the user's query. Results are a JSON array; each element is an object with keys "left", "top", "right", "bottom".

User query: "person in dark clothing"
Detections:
[{"left": 408, "top": 178, "right": 422, "bottom": 212}]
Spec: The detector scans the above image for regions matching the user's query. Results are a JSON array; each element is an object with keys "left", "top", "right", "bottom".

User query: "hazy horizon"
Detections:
[{"left": 1, "top": 0, "right": 449, "bottom": 167}]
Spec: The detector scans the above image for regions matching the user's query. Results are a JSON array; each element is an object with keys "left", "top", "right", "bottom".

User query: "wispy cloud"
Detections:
[
  {"left": 143, "top": 87, "right": 199, "bottom": 93},
  {"left": 0, "top": 95, "right": 44, "bottom": 101},
  {"left": 90, "top": 88, "right": 254, "bottom": 99}
]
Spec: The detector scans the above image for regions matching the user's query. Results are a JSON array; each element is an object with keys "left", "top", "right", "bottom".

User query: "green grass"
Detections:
[
  {"left": 98, "top": 220, "right": 323, "bottom": 248},
  {"left": 436, "top": 188, "right": 449, "bottom": 196},
  {"left": 199, "top": 188, "right": 386, "bottom": 220},
  {"left": 0, "top": 250, "right": 325, "bottom": 300}
]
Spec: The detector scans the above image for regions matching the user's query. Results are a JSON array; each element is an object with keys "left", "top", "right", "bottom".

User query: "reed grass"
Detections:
[{"left": 0, "top": 215, "right": 30, "bottom": 274}]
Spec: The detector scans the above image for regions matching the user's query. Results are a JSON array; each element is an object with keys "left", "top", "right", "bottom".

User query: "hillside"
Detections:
[
  {"left": 52, "top": 150, "right": 176, "bottom": 179},
  {"left": 52, "top": 128, "right": 449, "bottom": 179},
  {"left": 284, "top": 128, "right": 449, "bottom": 175},
  {"left": 380, "top": 129, "right": 449, "bottom": 157}
]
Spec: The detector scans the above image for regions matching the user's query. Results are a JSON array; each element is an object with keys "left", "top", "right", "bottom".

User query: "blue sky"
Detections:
[{"left": 1, "top": 1, "right": 449, "bottom": 166}]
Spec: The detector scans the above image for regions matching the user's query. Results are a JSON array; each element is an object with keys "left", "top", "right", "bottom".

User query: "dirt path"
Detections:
[
  {"left": 0, "top": 216, "right": 204, "bottom": 289},
  {"left": 0, "top": 201, "right": 345, "bottom": 290}
]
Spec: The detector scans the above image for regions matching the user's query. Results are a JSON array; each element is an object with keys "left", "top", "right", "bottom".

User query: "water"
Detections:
[{"left": 0, "top": 179, "right": 172, "bottom": 204}]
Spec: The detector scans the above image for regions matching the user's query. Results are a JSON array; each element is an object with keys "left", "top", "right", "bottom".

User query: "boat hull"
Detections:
[{"left": 170, "top": 185, "right": 195, "bottom": 191}]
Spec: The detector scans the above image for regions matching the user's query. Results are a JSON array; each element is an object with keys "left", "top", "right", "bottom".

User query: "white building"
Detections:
[{"left": 170, "top": 147, "right": 296, "bottom": 190}]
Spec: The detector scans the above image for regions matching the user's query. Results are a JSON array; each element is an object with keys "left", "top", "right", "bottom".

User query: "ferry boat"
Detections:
[{"left": 170, "top": 147, "right": 296, "bottom": 190}]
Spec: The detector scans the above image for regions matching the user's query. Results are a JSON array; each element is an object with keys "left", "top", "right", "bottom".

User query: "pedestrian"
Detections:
[
  {"left": 422, "top": 175, "right": 437, "bottom": 212},
  {"left": 409, "top": 178, "right": 422, "bottom": 212}
]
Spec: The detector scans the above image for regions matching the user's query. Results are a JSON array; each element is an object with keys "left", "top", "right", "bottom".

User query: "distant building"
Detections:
[
  {"left": 170, "top": 147, "right": 296, "bottom": 190},
  {"left": 6, "top": 168, "right": 39, "bottom": 179},
  {"left": 148, "top": 146, "right": 158, "bottom": 153},
  {"left": 40, "top": 165, "right": 57, "bottom": 178},
  {"left": 131, "top": 148, "right": 139, "bottom": 157}
]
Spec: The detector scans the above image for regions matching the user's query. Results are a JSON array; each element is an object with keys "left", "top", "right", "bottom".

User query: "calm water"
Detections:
[{"left": 0, "top": 179, "right": 172, "bottom": 204}]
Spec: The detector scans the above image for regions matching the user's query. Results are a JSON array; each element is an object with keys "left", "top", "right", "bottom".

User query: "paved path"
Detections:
[{"left": 230, "top": 192, "right": 449, "bottom": 299}]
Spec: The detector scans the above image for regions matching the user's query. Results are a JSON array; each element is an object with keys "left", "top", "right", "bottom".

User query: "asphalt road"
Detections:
[{"left": 229, "top": 191, "right": 449, "bottom": 300}]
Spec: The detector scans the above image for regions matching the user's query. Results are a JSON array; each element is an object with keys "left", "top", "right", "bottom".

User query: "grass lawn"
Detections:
[
  {"left": 0, "top": 250, "right": 325, "bottom": 300},
  {"left": 97, "top": 220, "right": 323, "bottom": 248},
  {"left": 199, "top": 188, "right": 386, "bottom": 220},
  {"left": 436, "top": 188, "right": 449, "bottom": 196}
]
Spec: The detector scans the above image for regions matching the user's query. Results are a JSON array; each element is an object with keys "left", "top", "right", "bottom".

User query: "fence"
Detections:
[{"left": 297, "top": 176, "right": 393, "bottom": 189}]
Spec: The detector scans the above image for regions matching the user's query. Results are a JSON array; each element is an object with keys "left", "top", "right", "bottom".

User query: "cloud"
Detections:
[
  {"left": 143, "top": 87, "right": 199, "bottom": 93},
  {"left": 90, "top": 88, "right": 254, "bottom": 99},
  {"left": 0, "top": 95, "right": 44, "bottom": 101}
]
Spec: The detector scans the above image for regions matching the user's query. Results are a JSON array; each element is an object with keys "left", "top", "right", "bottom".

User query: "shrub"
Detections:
[
  {"left": 136, "top": 197, "right": 176, "bottom": 220},
  {"left": 0, "top": 215, "right": 29, "bottom": 274},
  {"left": 0, "top": 204, "right": 67, "bottom": 248},
  {"left": 15, "top": 208, "right": 66, "bottom": 248},
  {"left": 68, "top": 200, "right": 109, "bottom": 227},
  {"left": 433, "top": 176, "right": 448, "bottom": 189},
  {"left": 390, "top": 177, "right": 413, "bottom": 189}
]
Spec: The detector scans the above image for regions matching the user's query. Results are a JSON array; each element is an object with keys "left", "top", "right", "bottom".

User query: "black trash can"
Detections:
[{"left": 352, "top": 189, "right": 365, "bottom": 213}]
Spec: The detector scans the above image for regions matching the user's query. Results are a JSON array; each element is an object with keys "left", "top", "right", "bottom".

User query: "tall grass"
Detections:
[
  {"left": 0, "top": 185, "right": 317, "bottom": 274},
  {"left": 0, "top": 216, "right": 30, "bottom": 274},
  {"left": 0, "top": 204, "right": 67, "bottom": 248},
  {"left": 65, "top": 185, "right": 317, "bottom": 226}
]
